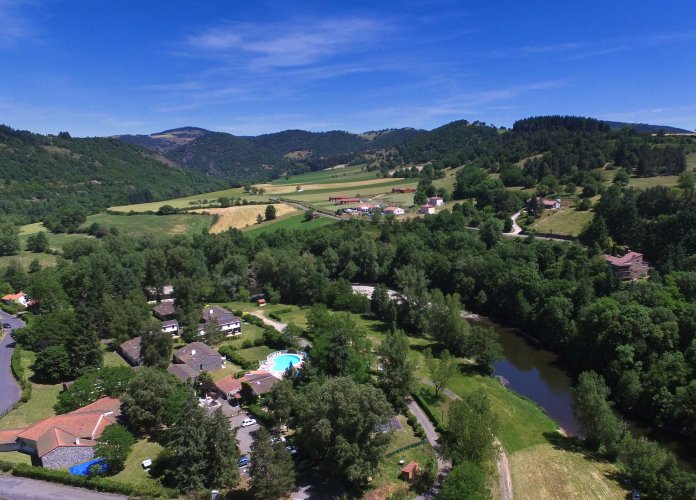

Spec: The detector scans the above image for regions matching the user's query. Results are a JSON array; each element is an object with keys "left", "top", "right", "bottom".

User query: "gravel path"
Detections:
[{"left": 407, "top": 399, "right": 451, "bottom": 500}]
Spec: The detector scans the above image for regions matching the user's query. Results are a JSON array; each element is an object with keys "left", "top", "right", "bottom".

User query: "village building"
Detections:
[
  {"left": 541, "top": 198, "right": 562, "bottom": 210},
  {"left": 0, "top": 397, "right": 121, "bottom": 469},
  {"left": 419, "top": 205, "right": 436, "bottom": 215},
  {"left": 427, "top": 196, "right": 444, "bottom": 206},
  {"left": 335, "top": 197, "right": 361, "bottom": 205},
  {"left": 328, "top": 195, "right": 351, "bottom": 202},
  {"left": 240, "top": 371, "right": 280, "bottom": 398},
  {"left": 1, "top": 292, "right": 31, "bottom": 307},
  {"left": 197, "top": 305, "right": 242, "bottom": 337},
  {"left": 213, "top": 375, "right": 243, "bottom": 402},
  {"left": 153, "top": 301, "right": 176, "bottom": 321},
  {"left": 118, "top": 336, "right": 143, "bottom": 366},
  {"left": 173, "top": 341, "right": 225, "bottom": 374},
  {"left": 604, "top": 251, "right": 650, "bottom": 280},
  {"left": 383, "top": 206, "right": 405, "bottom": 216},
  {"left": 167, "top": 363, "right": 198, "bottom": 384}
]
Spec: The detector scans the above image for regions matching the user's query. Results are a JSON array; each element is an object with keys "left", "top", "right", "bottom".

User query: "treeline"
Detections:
[{"left": 0, "top": 125, "right": 225, "bottom": 224}]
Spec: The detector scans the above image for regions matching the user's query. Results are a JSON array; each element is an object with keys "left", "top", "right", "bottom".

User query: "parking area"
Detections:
[{"left": 236, "top": 419, "right": 260, "bottom": 455}]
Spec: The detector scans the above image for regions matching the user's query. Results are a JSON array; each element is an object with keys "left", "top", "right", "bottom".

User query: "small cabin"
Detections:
[{"left": 401, "top": 461, "right": 419, "bottom": 481}]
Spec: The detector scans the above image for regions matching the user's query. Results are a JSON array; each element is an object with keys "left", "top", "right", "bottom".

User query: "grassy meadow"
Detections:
[{"left": 528, "top": 209, "right": 594, "bottom": 237}]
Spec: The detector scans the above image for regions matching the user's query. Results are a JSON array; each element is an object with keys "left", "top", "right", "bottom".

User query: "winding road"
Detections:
[{"left": 0, "top": 310, "right": 25, "bottom": 416}]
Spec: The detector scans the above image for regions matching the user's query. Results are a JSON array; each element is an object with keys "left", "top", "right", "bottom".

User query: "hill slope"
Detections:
[
  {"left": 603, "top": 121, "right": 693, "bottom": 134},
  {"left": 116, "top": 127, "right": 212, "bottom": 153},
  {"left": 0, "top": 125, "right": 225, "bottom": 223}
]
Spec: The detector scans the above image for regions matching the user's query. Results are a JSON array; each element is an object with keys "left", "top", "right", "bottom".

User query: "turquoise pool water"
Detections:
[
  {"left": 69, "top": 458, "right": 107, "bottom": 476},
  {"left": 271, "top": 353, "right": 301, "bottom": 371}
]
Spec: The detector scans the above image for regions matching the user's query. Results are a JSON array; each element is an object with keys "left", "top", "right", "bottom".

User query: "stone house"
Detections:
[{"left": 173, "top": 341, "right": 224, "bottom": 374}]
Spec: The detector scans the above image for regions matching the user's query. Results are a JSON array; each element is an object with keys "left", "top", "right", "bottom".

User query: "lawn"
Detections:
[
  {"left": 509, "top": 442, "right": 628, "bottom": 500},
  {"left": 628, "top": 175, "right": 680, "bottom": 189},
  {"left": 528, "top": 209, "right": 594, "bottom": 237},
  {"left": 103, "top": 349, "right": 128, "bottom": 367},
  {"left": 221, "top": 302, "right": 310, "bottom": 328},
  {"left": 110, "top": 439, "right": 164, "bottom": 489},
  {"left": 385, "top": 416, "right": 423, "bottom": 454},
  {"left": 243, "top": 213, "right": 337, "bottom": 236},
  {"left": 0, "top": 350, "right": 62, "bottom": 430},
  {"left": 0, "top": 451, "right": 32, "bottom": 465},
  {"left": 217, "top": 323, "right": 265, "bottom": 349},
  {"left": 235, "top": 346, "right": 275, "bottom": 364},
  {"left": 80, "top": 212, "right": 214, "bottom": 239},
  {"left": 109, "top": 188, "right": 270, "bottom": 212},
  {"left": 0, "top": 252, "right": 58, "bottom": 270},
  {"left": 371, "top": 441, "right": 436, "bottom": 499}
]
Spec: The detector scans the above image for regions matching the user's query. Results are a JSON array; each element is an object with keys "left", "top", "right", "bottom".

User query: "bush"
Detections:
[
  {"left": 253, "top": 337, "right": 265, "bottom": 347},
  {"left": 412, "top": 391, "right": 445, "bottom": 432},
  {"left": 11, "top": 346, "right": 32, "bottom": 403},
  {"left": 245, "top": 403, "right": 275, "bottom": 427},
  {"left": 241, "top": 339, "right": 253, "bottom": 349},
  {"left": 219, "top": 346, "right": 254, "bottom": 370},
  {"left": 268, "top": 312, "right": 282, "bottom": 322}
]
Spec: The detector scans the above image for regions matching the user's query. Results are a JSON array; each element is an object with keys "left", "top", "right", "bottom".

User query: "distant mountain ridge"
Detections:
[
  {"left": 602, "top": 121, "right": 693, "bottom": 134},
  {"left": 116, "top": 127, "right": 212, "bottom": 153}
]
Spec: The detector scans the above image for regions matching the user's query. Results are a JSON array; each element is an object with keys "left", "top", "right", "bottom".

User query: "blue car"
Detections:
[{"left": 238, "top": 455, "right": 250, "bottom": 468}]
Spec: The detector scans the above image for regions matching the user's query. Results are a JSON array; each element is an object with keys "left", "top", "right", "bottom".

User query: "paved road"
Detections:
[
  {"left": 407, "top": 399, "right": 451, "bottom": 500},
  {"left": 0, "top": 475, "right": 125, "bottom": 500},
  {"left": 0, "top": 311, "right": 25, "bottom": 416}
]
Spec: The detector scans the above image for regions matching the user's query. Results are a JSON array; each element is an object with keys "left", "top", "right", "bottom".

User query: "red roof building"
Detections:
[{"left": 603, "top": 251, "right": 650, "bottom": 280}]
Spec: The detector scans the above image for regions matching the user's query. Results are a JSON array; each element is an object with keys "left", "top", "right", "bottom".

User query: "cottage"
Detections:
[
  {"left": 119, "top": 336, "right": 143, "bottom": 366},
  {"left": 401, "top": 461, "right": 419, "bottom": 481},
  {"left": 167, "top": 363, "right": 198, "bottom": 383},
  {"left": 604, "top": 251, "right": 650, "bottom": 280},
  {"left": 1, "top": 292, "right": 30, "bottom": 307},
  {"left": 383, "top": 206, "right": 405, "bottom": 216},
  {"left": 336, "top": 197, "right": 361, "bottom": 205},
  {"left": 173, "top": 342, "right": 224, "bottom": 374},
  {"left": 198, "top": 306, "right": 242, "bottom": 336},
  {"left": 0, "top": 397, "right": 121, "bottom": 469},
  {"left": 427, "top": 196, "right": 444, "bottom": 207},
  {"left": 541, "top": 198, "right": 562, "bottom": 210},
  {"left": 419, "top": 205, "right": 436, "bottom": 215},
  {"left": 213, "top": 375, "right": 243, "bottom": 401},
  {"left": 153, "top": 301, "right": 176, "bottom": 321},
  {"left": 162, "top": 319, "right": 180, "bottom": 336}
]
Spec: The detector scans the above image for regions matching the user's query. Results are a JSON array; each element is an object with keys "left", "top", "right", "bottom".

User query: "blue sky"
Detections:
[{"left": 1, "top": 0, "right": 695, "bottom": 136}]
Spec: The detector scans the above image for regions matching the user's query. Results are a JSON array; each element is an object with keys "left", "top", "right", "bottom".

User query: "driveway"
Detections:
[
  {"left": 0, "top": 310, "right": 25, "bottom": 416},
  {"left": 236, "top": 420, "right": 260, "bottom": 455},
  {"left": 0, "top": 475, "right": 125, "bottom": 499}
]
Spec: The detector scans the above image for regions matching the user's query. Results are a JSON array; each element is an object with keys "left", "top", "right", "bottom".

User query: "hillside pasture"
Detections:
[
  {"left": 81, "top": 212, "right": 214, "bottom": 238},
  {"left": 195, "top": 203, "right": 300, "bottom": 233},
  {"left": 528, "top": 209, "right": 593, "bottom": 237},
  {"left": 243, "top": 212, "right": 336, "bottom": 236},
  {"left": 109, "top": 187, "right": 270, "bottom": 212},
  {"left": 272, "top": 164, "right": 378, "bottom": 184},
  {"left": 255, "top": 176, "right": 408, "bottom": 195}
]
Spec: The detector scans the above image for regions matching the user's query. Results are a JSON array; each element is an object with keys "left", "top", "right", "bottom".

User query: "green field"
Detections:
[
  {"left": 111, "top": 439, "right": 164, "bottom": 489},
  {"left": 628, "top": 175, "right": 680, "bottom": 189},
  {"left": 528, "top": 209, "right": 594, "bottom": 237},
  {"left": 243, "top": 213, "right": 336, "bottom": 236},
  {"left": 235, "top": 345, "right": 275, "bottom": 364},
  {"left": 272, "top": 164, "right": 379, "bottom": 184},
  {"left": 80, "top": 212, "right": 214, "bottom": 239},
  {"left": 109, "top": 187, "right": 270, "bottom": 212}
]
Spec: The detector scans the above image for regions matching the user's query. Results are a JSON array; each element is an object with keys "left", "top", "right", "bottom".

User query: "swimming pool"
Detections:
[
  {"left": 270, "top": 353, "right": 302, "bottom": 372},
  {"left": 69, "top": 457, "right": 107, "bottom": 476}
]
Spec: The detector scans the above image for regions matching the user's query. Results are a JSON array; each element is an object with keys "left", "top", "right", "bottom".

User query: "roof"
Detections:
[
  {"left": 240, "top": 371, "right": 278, "bottom": 395},
  {"left": 420, "top": 205, "right": 435, "bottom": 209},
  {"left": 604, "top": 251, "right": 643, "bottom": 267},
  {"left": 214, "top": 375, "right": 243, "bottom": 395},
  {"left": 401, "top": 461, "right": 419, "bottom": 473},
  {"left": 2, "top": 292, "right": 25, "bottom": 301},
  {"left": 173, "top": 342, "right": 220, "bottom": 366},
  {"left": 153, "top": 301, "right": 175, "bottom": 317},
  {"left": 428, "top": 196, "right": 443, "bottom": 200},
  {"left": 0, "top": 428, "right": 22, "bottom": 445},
  {"left": 201, "top": 306, "right": 241, "bottom": 326},
  {"left": 119, "top": 336, "right": 142, "bottom": 363},
  {"left": 16, "top": 397, "right": 120, "bottom": 457},
  {"left": 162, "top": 319, "right": 179, "bottom": 328},
  {"left": 167, "top": 363, "right": 198, "bottom": 382},
  {"left": 384, "top": 206, "right": 403, "bottom": 211}
]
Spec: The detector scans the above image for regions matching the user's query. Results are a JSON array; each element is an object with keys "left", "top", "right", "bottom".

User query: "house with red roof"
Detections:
[
  {"left": 0, "top": 397, "right": 121, "bottom": 469},
  {"left": 1, "top": 292, "right": 30, "bottom": 307},
  {"left": 383, "top": 206, "right": 405, "bottom": 216},
  {"left": 604, "top": 251, "right": 650, "bottom": 280}
]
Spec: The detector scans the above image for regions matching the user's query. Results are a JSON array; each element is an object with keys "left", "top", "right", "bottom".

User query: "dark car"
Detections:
[
  {"left": 2, "top": 323, "right": 11, "bottom": 330},
  {"left": 631, "top": 490, "right": 641, "bottom": 500},
  {"left": 238, "top": 455, "right": 250, "bottom": 468}
]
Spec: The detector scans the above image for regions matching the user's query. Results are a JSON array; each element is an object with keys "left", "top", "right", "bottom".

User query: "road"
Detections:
[
  {"left": 0, "top": 310, "right": 25, "bottom": 416},
  {"left": 0, "top": 475, "right": 125, "bottom": 500},
  {"left": 508, "top": 210, "right": 523, "bottom": 235},
  {"left": 407, "top": 399, "right": 451, "bottom": 500}
]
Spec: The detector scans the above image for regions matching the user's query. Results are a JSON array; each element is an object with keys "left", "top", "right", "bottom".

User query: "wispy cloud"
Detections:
[
  {"left": 0, "top": 0, "right": 36, "bottom": 44},
  {"left": 186, "top": 17, "right": 386, "bottom": 69}
]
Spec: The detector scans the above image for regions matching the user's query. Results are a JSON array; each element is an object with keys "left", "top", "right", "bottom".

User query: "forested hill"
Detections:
[
  {"left": 118, "top": 127, "right": 425, "bottom": 183},
  {"left": 0, "top": 125, "right": 226, "bottom": 224},
  {"left": 603, "top": 121, "right": 693, "bottom": 134}
]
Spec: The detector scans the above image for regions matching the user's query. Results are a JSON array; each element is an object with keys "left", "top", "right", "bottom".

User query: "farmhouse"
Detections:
[
  {"left": 383, "top": 206, "right": 405, "bottom": 216},
  {"left": 335, "top": 197, "right": 361, "bottom": 205},
  {"left": 392, "top": 187, "right": 416, "bottom": 193},
  {"left": 427, "top": 196, "right": 444, "bottom": 206},
  {"left": 419, "top": 205, "right": 436, "bottom": 215},
  {"left": 0, "top": 397, "right": 121, "bottom": 469},
  {"left": 1, "top": 292, "right": 30, "bottom": 307},
  {"left": 541, "top": 198, "right": 562, "bottom": 210},
  {"left": 118, "top": 336, "right": 143, "bottom": 366},
  {"left": 357, "top": 204, "right": 377, "bottom": 213},
  {"left": 173, "top": 341, "right": 224, "bottom": 374},
  {"left": 198, "top": 305, "right": 242, "bottom": 336},
  {"left": 604, "top": 251, "right": 650, "bottom": 280}
]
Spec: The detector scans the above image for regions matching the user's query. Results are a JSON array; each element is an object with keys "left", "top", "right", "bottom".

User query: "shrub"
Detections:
[
  {"left": 268, "top": 312, "right": 282, "bottom": 322},
  {"left": 11, "top": 346, "right": 32, "bottom": 403}
]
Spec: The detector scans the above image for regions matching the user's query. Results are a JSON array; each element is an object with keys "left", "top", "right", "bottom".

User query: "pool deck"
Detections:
[{"left": 259, "top": 350, "right": 306, "bottom": 379}]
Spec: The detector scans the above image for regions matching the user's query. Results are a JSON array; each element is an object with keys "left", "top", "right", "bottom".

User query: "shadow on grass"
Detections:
[{"left": 543, "top": 431, "right": 621, "bottom": 467}]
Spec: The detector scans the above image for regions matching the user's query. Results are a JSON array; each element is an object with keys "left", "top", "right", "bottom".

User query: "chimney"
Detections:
[
  {"left": 191, "top": 349, "right": 196, "bottom": 356},
  {"left": 209, "top": 308, "right": 214, "bottom": 316},
  {"left": 75, "top": 437, "right": 80, "bottom": 445}
]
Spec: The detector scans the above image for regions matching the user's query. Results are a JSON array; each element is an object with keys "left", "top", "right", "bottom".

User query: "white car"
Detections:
[{"left": 241, "top": 418, "right": 257, "bottom": 427}]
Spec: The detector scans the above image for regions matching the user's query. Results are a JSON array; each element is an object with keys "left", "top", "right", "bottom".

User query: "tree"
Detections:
[
  {"left": 95, "top": 424, "right": 135, "bottom": 474},
  {"left": 162, "top": 395, "right": 208, "bottom": 490},
  {"left": 256, "top": 214, "right": 263, "bottom": 224},
  {"left": 377, "top": 329, "right": 415, "bottom": 410},
  {"left": 203, "top": 316, "right": 223, "bottom": 345},
  {"left": 55, "top": 366, "right": 135, "bottom": 414},
  {"left": 26, "top": 231, "right": 49, "bottom": 253},
  {"left": 572, "top": 371, "right": 626, "bottom": 458},
  {"left": 250, "top": 427, "right": 296, "bottom": 499},
  {"left": 32, "top": 345, "right": 70, "bottom": 382},
  {"left": 464, "top": 326, "right": 503, "bottom": 374},
  {"left": 444, "top": 391, "right": 497, "bottom": 466},
  {"left": 218, "top": 196, "right": 231, "bottom": 208},
  {"left": 308, "top": 310, "right": 370, "bottom": 382},
  {"left": 437, "top": 461, "right": 491, "bottom": 500},
  {"left": 304, "top": 210, "right": 314, "bottom": 222},
  {"left": 206, "top": 408, "right": 240, "bottom": 488},
  {"left": 195, "top": 371, "right": 215, "bottom": 397},
  {"left": 292, "top": 377, "right": 393, "bottom": 488},
  {"left": 479, "top": 218, "right": 502, "bottom": 248},
  {"left": 424, "top": 348, "right": 457, "bottom": 397},
  {"left": 414, "top": 191, "right": 427, "bottom": 205},
  {"left": 265, "top": 205, "right": 277, "bottom": 221},
  {"left": 267, "top": 379, "right": 296, "bottom": 426},
  {"left": 0, "top": 223, "right": 20, "bottom": 256},
  {"left": 65, "top": 308, "right": 103, "bottom": 377},
  {"left": 621, "top": 437, "right": 681, "bottom": 498},
  {"left": 371, "top": 284, "right": 393, "bottom": 322},
  {"left": 581, "top": 214, "right": 610, "bottom": 250},
  {"left": 121, "top": 368, "right": 190, "bottom": 436},
  {"left": 428, "top": 291, "right": 469, "bottom": 355},
  {"left": 140, "top": 324, "right": 172, "bottom": 369}
]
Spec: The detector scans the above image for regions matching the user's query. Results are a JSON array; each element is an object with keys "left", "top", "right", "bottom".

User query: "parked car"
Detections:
[
  {"left": 286, "top": 445, "right": 298, "bottom": 456},
  {"left": 2, "top": 323, "right": 11, "bottom": 330},
  {"left": 631, "top": 491, "right": 641, "bottom": 500},
  {"left": 241, "top": 418, "right": 257, "bottom": 428},
  {"left": 238, "top": 455, "right": 250, "bottom": 467},
  {"left": 270, "top": 435, "right": 286, "bottom": 444}
]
